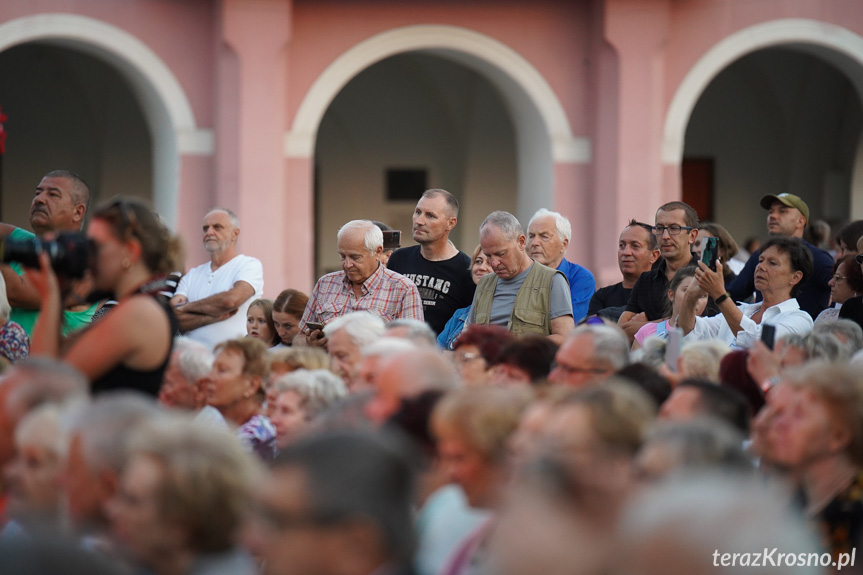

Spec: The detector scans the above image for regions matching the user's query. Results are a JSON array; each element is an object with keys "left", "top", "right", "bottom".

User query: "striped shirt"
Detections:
[{"left": 300, "top": 263, "right": 424, "bottom": 329}]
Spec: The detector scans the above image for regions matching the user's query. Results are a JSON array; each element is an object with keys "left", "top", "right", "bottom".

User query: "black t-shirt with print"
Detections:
[{"left": 388, "top": 245, "right": 476, "bottom": 335}]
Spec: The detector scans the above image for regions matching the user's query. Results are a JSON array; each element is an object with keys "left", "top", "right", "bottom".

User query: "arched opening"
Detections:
[
  {"left": 314, "top": 51, "right": 517, "bottom": 275},
  {"left": 664, "top": 19, "right": 863, "bottom": 245},
  {"left": 287, "top": 24, "right": 585, "bottom": 278},
  {"left": 0, "top": 42, "right": 152, "bottom": 224},
  {"left": 682, "top": 47, "right": 862, "bottom": 243},
  {"left": 0, "top": 14, "right": 209, "bottom": 228}
]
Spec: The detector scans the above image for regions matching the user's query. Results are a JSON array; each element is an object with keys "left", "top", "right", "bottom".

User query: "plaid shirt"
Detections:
[{"left": 300, "top": 263, "right": 424, "bottom": 329}]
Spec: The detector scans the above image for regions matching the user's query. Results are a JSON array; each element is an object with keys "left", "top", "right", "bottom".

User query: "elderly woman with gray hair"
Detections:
[
  {"left": 108, "top": 415, "right": 262, "bottom": 575},
  {"left": 269, "top": 369, "right": 347, "bottom": 450}
]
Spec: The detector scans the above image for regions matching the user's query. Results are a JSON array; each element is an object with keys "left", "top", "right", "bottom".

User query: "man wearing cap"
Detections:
[{"left": 727, "top": 193, "right": 832, "bottom": 319}]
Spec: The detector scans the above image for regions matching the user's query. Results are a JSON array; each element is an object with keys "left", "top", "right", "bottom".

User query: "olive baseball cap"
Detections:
[{"left": 760, "top": 193, "right": 809, "bottom": 223}]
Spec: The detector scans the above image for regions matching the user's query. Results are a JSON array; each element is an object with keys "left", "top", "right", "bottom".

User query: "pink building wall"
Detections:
[{"left": 2, "top": 0, "right": 863, "bottom": 292}]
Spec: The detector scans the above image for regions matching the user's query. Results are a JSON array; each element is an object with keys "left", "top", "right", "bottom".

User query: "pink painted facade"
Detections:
[{"left": 2, "top": 0, "right": 863, "bottom": 293}]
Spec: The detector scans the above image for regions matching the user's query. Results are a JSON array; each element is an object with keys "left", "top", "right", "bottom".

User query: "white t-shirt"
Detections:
[{"left": 175, "top": 254, "right": 264, "bottom": 351}]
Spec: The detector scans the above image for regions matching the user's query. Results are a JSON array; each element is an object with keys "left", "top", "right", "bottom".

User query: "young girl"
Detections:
[
  {"left": 272, "top": 289, "right": 309, "bottom": 347},
  {"left": 246, "top": 298, "right": 280, "bottom": 347},
  {"left": 633, "top": 266, "right": 707, "bottom": 348}
]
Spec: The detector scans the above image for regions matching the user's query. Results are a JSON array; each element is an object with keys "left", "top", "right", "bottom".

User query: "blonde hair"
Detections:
[
  {"left": 679, "top": 340, "right": 731, "bottom": 382},
  {"left": 128, "top": 415, "right": 263, "bottom": 553},
  {"left": 268, "top": 346, "right": 330, "bottom": 373},
  {"left": 432, "top": 387, "right": 532, "bottom": 463},
  {"left": 785, "top": 362, "right": 863, "bottom": 466}
]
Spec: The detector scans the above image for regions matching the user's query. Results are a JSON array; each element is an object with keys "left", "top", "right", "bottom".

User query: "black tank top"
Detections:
[{"left": 91, "top": 291, "right": 178, "bottom": 398}]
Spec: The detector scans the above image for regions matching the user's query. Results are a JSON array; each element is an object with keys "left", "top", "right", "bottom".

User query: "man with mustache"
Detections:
[
  {"left": 387, "top": 189, "right": 475, "bottom": 335},
  {"left": 0, "top": 170, "right": 98, "bottom": 336}
]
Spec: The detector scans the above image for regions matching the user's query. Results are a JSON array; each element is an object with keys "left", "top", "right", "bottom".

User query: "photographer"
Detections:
[
  {"left": 0, "top": 171, "right": 99, "bottom": 336},
  {"left": 29, "top": 199, "right": 182, "bottom": 396}
]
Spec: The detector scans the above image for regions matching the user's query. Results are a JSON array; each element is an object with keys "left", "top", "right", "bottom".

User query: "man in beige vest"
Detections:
[{"left": 469, "top": 211, "right": 574, "bottom": 343}]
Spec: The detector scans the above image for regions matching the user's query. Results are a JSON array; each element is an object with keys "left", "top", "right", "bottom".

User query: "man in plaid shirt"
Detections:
[{"left": 299, "top": 220, "right": 424, "bottom": 346}]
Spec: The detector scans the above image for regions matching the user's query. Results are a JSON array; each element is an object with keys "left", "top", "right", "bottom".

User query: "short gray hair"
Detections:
[
  {"left": 779, "top": 332, "right": 851, "bottom": 363},
  {"left": 361, "top": 337, "right": 417, "bottom": 360},
  {"left": 323, "top": 311, "right": 385, "bottom": 348},
  {"left": 617, "top": 473, "right": 820, "bottom": 575},
  {"left": 337, "top": 220, "right": 383, "bottom": 253},
  {"left": 528, "top": 208, "right": 572, "bottom": 242},
  {"left": 271, "top": 369, "right": 348, "bottom": 420},
  {"left": 206, "top": 208, "right": 240, "bottom": 230},
  {"left": 480, "top": 211, "right": 523, "bottom": 242},
  {"left": 67, "top": 392, "right": 162, "bottom": 473},
  {"left": 571, "top": 324, "right": 630, "bottom": 370},
  {"left": 15, "top": 402, "right": 79, "bottom": 460},
  {"left": 385, "top": 319, "right": 437, "bottom": 347},
  {"left": 172, "top": 337, "right": 213, "bottom": 383},
  {"left": 638, "top": 418, "right": 752, "bottom": 479},
  {"left": 128, "top": 414, "right": 262, "bottom": 553},
  {"left": 4, "top": 358, "right": 89, "bottom": 416},
  {"left": 812, "top": 319, "right": 863, "bottom": 354}
]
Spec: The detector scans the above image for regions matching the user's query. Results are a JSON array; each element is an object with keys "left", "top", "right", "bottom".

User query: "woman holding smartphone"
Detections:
[{"left": 677, "top": 237, "right": 814, "bottom": 349}]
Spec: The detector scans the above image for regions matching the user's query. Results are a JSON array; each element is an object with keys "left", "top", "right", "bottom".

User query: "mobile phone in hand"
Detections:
[
  {"left": 701, "top": 236, "right": 719, "bottom": 272},
  {"left": 761, "top": 324, "right": 776, "bottom": 350},
  {"left": 305, "top": 321, "right": 324, "bottom": 332},
  {"left": 666, "top": 327, "right": 683, "bottom": 372}
]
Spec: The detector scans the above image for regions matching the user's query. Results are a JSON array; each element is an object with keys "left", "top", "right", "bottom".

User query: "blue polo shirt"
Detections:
[{"left": 557, "top": 258, "right": 595, "bottom": 323}]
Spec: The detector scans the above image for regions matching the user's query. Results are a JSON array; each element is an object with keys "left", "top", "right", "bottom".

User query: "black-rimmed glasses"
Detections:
[{"left": 652, "top": 225, "right": 695, "bottom": 236}]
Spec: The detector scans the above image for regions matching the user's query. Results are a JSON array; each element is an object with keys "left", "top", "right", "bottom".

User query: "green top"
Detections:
[{"left": 7, "top": 227, "right": 98, "bottom": 336}]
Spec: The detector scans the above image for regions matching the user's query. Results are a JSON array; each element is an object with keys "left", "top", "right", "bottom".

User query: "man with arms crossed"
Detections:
[{"left": 171, "top": 209, "right": 263, "bottom": 351}]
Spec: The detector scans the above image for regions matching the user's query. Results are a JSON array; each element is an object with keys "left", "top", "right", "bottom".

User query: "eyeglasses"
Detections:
[
  {"left": 652, "top": 225, "right": 695, "bottom": 236},
  {"left": 454, "top": 351, "right": 484, "bottom": 365},
  {"left": 551, "top": 362, "right": 608, "bottom": 376},
  {"left": 856, "top": 254, "right": 863, "bottom": 266},
  {"left": 833, "top": 274, "right": 848, "bottom": 283}
]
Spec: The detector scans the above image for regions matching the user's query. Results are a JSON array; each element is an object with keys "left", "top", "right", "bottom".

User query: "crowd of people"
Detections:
[{"left": 0, "top": 170, "right": 861, "bottom": 574}]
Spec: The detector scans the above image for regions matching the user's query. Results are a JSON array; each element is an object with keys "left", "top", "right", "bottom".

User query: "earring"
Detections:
[{"left": 122, "top": 258, "right": 131, "bottom": 269}]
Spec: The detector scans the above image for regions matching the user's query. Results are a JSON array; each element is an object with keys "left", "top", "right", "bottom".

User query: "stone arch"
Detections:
[
  {"left": 286, "top": 24, "right": 588, "bottom": 221},
  {"left": 0, "top": 13, "right": 212, "bottom": 225},
  {"left": 663, "top": 18, "right": 863, "bottom": 165}
]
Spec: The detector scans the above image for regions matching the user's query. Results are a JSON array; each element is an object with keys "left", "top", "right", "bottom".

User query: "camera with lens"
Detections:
[{"left": 0, "top": 232, "right": 91, "bottom": 278}]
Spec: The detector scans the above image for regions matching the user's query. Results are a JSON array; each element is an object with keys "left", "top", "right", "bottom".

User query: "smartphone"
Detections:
[
  {"left": 701, "top": 236, "right": 719, "bottom": 272},
  {"left": 382, "top": 230, "right": 402, "bottom": 250},
  {"left": 761, "top": 324, "right": 776, "bottom": 350},
  {"left": 305, "top": 321, "right": 325, "bottom": 332},
  {"left": 666, "top": 327, "right": 683, "bottom": 372}
]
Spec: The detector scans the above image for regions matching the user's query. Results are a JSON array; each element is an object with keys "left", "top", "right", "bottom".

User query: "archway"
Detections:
[
  {"left": 663, "top": 19, "right": 863, "bottom": 242},
  {"left": 0, "top": 13, "right": 210, "bottom": 227},
  {"left": 287, "top": 25, "right": 587, "bottom": 274},
  {"left": 313, "top": 51, "right": 518, "bottom": 274}
]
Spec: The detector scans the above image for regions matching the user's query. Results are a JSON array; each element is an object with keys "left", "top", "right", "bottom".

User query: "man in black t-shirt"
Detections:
[
  {"left": 588, "top": 219, "right": 659, "bottom": 321},
  {"left": 388, "top": 189, "right": 475, "bottom": 335}
]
